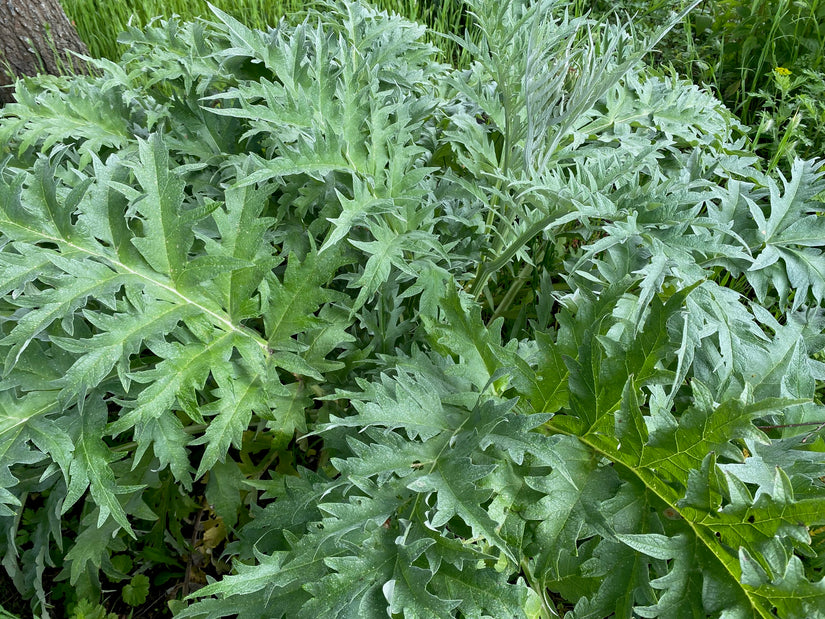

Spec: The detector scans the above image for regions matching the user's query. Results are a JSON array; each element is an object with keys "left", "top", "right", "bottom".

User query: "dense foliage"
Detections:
[
  {"left": 61, "top": 0, "right": 469, "bottom": 65},
  {"left": 60, "top": 0, "right": 825, "bottom": 175},
  {"left": 3, "top": 1, "right": 825, "bottom": 617}
]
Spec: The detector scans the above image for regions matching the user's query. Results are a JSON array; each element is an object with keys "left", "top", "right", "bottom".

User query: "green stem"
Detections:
[
  {"left": 520, "top": 557, "right": 559, "bottom": 619},
  {"left": 543, "top": 418, "right": 775, "bottom": 619},
  {"left": 471, "top": 203, "right": 575, "bottom": 299},
  {"left": 251, "top": 447, "right": 281, "bottom": 480},
  {"left": 489, "top": 262, "right": 533, "bottom": 323}
]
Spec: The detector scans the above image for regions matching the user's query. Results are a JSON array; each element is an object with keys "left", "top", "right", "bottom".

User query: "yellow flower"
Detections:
[{"left": 774, "top": 66, "right": 791, "bottom": 76}]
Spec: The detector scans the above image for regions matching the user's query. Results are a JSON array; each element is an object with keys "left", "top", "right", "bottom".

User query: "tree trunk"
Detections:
[{"left": 0, "top": 0, "right": 89, "bottom": 104}]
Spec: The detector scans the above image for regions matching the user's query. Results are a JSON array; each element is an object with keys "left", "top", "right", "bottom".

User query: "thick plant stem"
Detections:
[
  {"left": 520, "top": 558, "right": 560, "bottom": 619},
  {"left": 471, "top": 200, "right": 576, "bottom": 299},
  {"left": 489, "top": 262, "right": 533, "bottom": 323}
]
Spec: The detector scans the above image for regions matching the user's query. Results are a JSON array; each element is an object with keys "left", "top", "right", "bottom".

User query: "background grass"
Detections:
[{"left": 668, "top": 0, "right": 825, "bottom": 169}]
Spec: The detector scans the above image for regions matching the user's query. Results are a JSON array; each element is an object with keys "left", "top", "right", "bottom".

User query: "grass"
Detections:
[
  {"left": 571, "top": 0, "right": 825, "bottom": 171},
  {"left": 654, "top": 0, "right": 825, "bottom": 169}
]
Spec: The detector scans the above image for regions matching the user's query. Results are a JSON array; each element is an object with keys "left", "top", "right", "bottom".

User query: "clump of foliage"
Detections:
[
  {"left": 3, "top": 1, "right": 825, "bottom": 617},
  {"left": 61, "top": 0, "right": 469, "bottom": 66}
]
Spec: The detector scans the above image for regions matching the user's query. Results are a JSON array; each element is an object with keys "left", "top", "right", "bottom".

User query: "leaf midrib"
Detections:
[
  {"left": 544, "top": 417, "right": 773, "bottom": 619},
  {"left": 0, "top": 215, "right": 268, "bottom": 354}
]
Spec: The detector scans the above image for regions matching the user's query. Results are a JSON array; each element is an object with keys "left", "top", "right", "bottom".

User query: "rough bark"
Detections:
[{"left": 0, "top": 0, "right": 89, "bottom": 104}]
